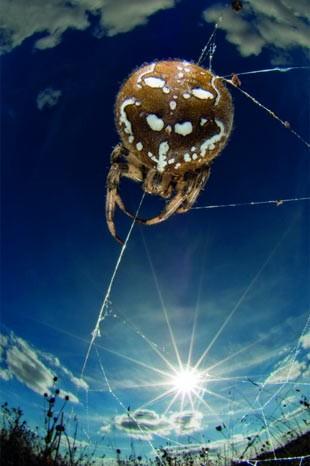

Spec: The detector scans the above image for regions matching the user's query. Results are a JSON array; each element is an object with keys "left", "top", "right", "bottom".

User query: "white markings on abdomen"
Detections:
[
  {"left": 211, "top": 76, "right": 221, "bottom": 106},
  {"left": 200, "top": 119, "right": 225, "bottom": 156},
  {"left": 146, "top": 114, "right": 164, "bottom": 131},
  {"left": 119, "top": 98, "right": 136, "bottom": 140},
  {"left": 157, "top": 141, "right": 169, "bottom": 173},
  {"left": 174, "top": 121, "right": 193, "bottom": 136},
  {"left": 144, "top": 76, "right": 166, "bottom": 88},
  {"left": 192, "top": 88, "right": 214, "bottom": 100},
  {"left": 136, "top": 63, "right": 156, "bottom": 88}
]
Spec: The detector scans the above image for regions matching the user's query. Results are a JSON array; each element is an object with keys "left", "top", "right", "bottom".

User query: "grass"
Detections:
[{"left": 0, "top": 377, "right": 96, "bottom": 466}]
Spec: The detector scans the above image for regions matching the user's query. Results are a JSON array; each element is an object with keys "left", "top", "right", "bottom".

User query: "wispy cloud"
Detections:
[
  {"left": 36, "top": 88, "right": 62, "bottom": 110},
  {"left": 0, "top": 0, "right": 175, "bottom": 55},
  {"left": 104, "top": 408, "right": 203, "bottom": 440},
  {"left": 41, "top": 352, "right": 89, "bottom": 391},
  {"left": 300, "top": 332, "right": 310, "bottom": 350},
  {"left": 114, "top": 409, "right": 172, "bottom": 440},
  {"left": 0, "top": 330, "right": 88, "bottom": 402},
  {"left": 99, "top": 422, "right": 111, "bottom": 434},
  {"left": 0, "top": 367, "right": 12, "bottom": 381},
  {"left": 265, "top": 357, "right": 307, "bottom": 384},
  {"left": 170, "top": 410, "right": 203, "bottom": 435},
  {"left": 5, "top": 336, "right": 56, "bottom": 395},
  {"left": 203, "top": 0, "right": 310, "bottom": 60}
]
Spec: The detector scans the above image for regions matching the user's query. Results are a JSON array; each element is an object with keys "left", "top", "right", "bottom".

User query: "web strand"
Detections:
[
  {"left": 223, "top": 66, "right": 310, "bottom": 79},
  {"left": 197, "top": 16, "right": 222, "bottom": 68},
  {"left": 81, "top": 193, "right": 145, "bottom": 377},
  {"left": 223, "top": 77, "right": 310, "bottom": 149},
  {"left": 94, "top": 347, "right": 164, "bottom": 465},
  {"left": 192, "top": 196, "right": 310, "bottom": 210}
]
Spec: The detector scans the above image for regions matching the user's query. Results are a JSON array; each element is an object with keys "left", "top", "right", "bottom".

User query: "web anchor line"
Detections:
[
  {"left": 223, "top": 76, "right": 310, "bottom": 149},
  {"left": 197, "top": 15, "right": 222, "bottom": 69},
  {"left": 192, "top": 196, "right": 310, "bottom": 211},
  {"left": 223, "top": 66, "right": 310, "bottom": 79},
  {"left": 81, "top": 193, "right": 145, "bottom": 377}
]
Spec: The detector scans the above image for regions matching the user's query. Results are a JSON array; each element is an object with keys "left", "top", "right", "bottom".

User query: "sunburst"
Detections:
[{"left": 170, "top": 367, "right": 204, "bottom": 396}]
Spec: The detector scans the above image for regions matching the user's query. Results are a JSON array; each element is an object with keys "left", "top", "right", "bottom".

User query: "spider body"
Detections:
[
  {"left": 106, "top": 60, "right": 233, "bottom": 243},
  {"left": 231, "top": 0, "right": 243, "bottom": 12}
]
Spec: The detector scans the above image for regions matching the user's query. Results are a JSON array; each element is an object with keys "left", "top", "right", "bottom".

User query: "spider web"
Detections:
[
  {"left": 80, "top": 210, "right": 310, "bottom": 464},
  {"left": 79, "top": 22, "right": 310, "bottom": 466}
]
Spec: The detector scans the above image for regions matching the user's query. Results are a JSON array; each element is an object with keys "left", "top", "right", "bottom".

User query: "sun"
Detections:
[{"left": 170, "top": 367, "right": 204, "bottom": 396}]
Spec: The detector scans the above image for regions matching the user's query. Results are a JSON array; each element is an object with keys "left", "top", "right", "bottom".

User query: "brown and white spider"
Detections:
[{"left": 106, "top": 60, "right": 234, "bottom": 243}]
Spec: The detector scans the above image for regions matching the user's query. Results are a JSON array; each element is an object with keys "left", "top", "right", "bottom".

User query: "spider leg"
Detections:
[
  {"left": 105, "top": 156, "right": 145, "bottom": 243},
  {"left": 143, "top": 169, "right": 173, "bottom": 198},
  {"left": 113, "top": 169, "right": 174, "bottom": 224},
  {"left": 111, "top": 144, "right": 146, "bottom": 217},
  {"left": 136, "top": 176, "right": 197, "bottom": 226},
  {"left": 110, "top": 143, "right": 128, "bottom": 162},
  {"left": 137, "top": 192, "right": 187, "bottom": 225},
  {"left": 106, "top": 163, "right": 125, "bottom": 244},
  {"left": 177, "top": 167, "right": 211, "bottom": 213}
]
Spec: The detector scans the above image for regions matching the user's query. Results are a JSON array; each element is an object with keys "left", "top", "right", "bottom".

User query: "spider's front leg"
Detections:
[
  {"left": 105, "top": 145, "right": 144, "bottom": 243},
  {"left": 143, "top": 168, "right": 174, "bottom": 198},
  {"left": 176, "top": 166, "right": 211, "bottom": 214},
  {"left": 106, "top": 162, "right": 126, "bottom": 244},
  {"left": 136, "top": 174, "right": 198, "bottom": 226}
]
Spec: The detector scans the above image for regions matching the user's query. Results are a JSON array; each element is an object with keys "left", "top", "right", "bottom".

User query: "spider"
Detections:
[
  {"left": 231, "top": 0, "right": 243, "bottom": 12},
  {"left": 106, "top": 60, "right": 234, "bottom": 243}
]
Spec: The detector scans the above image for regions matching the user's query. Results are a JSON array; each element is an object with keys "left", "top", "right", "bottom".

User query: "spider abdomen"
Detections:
[{"left": 115, "top": 60, "right": 234, "bottom": 175}]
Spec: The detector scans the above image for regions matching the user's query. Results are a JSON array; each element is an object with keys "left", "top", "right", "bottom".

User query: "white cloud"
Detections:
[
  {"left": 162, "top": 443, "right": 210, "bottom": 458},
  {"left": 99, "top": 422, "right": 111, "bottom": 434},
  {"left": 106, "top": 408, "right": 204, "bottom": 440},
  {"left": 0, "top": 334, "right": 8, "bottom": 360},
  {"left": 203, "top": 0, "right": 310, "bottom": 59},
  {"left": 96, "top": 0, "right": 175, "bottom": 37},
  {"left": 0, "top": 331, "right": 83, "bottom": 403},
  {"left": 0, "top": 334, "right": 8, "bottom": 348},
  {"left": 0, "top": 0, "right": 175, "bottom": 55},
  {"left": 36, "top": 88, "right": 62, "bottom": 110},
  {"left": 300, "top": 332, "right": 310, "bottom": 350},
  {"left": 42, "top": 352, "right": 89, "bottom": 390},
  {"left": 6, "top": 337, "right": 56, "bottom": 395},
  {"left": 171, "top": 410, "right": 203, "bottom": 435},
  {"left": 69, "top": 374, "right": 89, "bottom": 391},
  {"left": 0, "top": 367, "right": 12, "bottom": 381},
  {"left": 114, "top": 409, "right": 172, "bottom": 440},
  {"left": 265, "top": 358, "right": 306, "bottom": 384}
]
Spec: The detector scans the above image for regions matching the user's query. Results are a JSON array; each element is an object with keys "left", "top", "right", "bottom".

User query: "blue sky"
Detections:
[{"left": 1, "top": 0, "right": 309, "bottom": 463}]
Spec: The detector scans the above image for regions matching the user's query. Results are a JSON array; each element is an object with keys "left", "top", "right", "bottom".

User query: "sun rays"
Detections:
[{"left": 77, "top": 197, "right": 309, "bottom": 461}]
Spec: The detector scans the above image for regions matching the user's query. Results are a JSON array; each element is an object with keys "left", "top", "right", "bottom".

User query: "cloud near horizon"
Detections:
[
  {"left": 0, "top": 330, "right": 88, "bottom": 402},
  {"left": 108, "top": 408, "right": 203, "bottom": 440},
  {"left": 203, "top": 0, "right": 310, "bottom": 60},
  {"left": 0, "top": 0, "right": 175, "bottom": 55},
  {"left": 299, "top": 332, "right": 310, "bottom": 350},
  {"left": 114, "top": 409, "right": 172, "bottom": 440}
]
